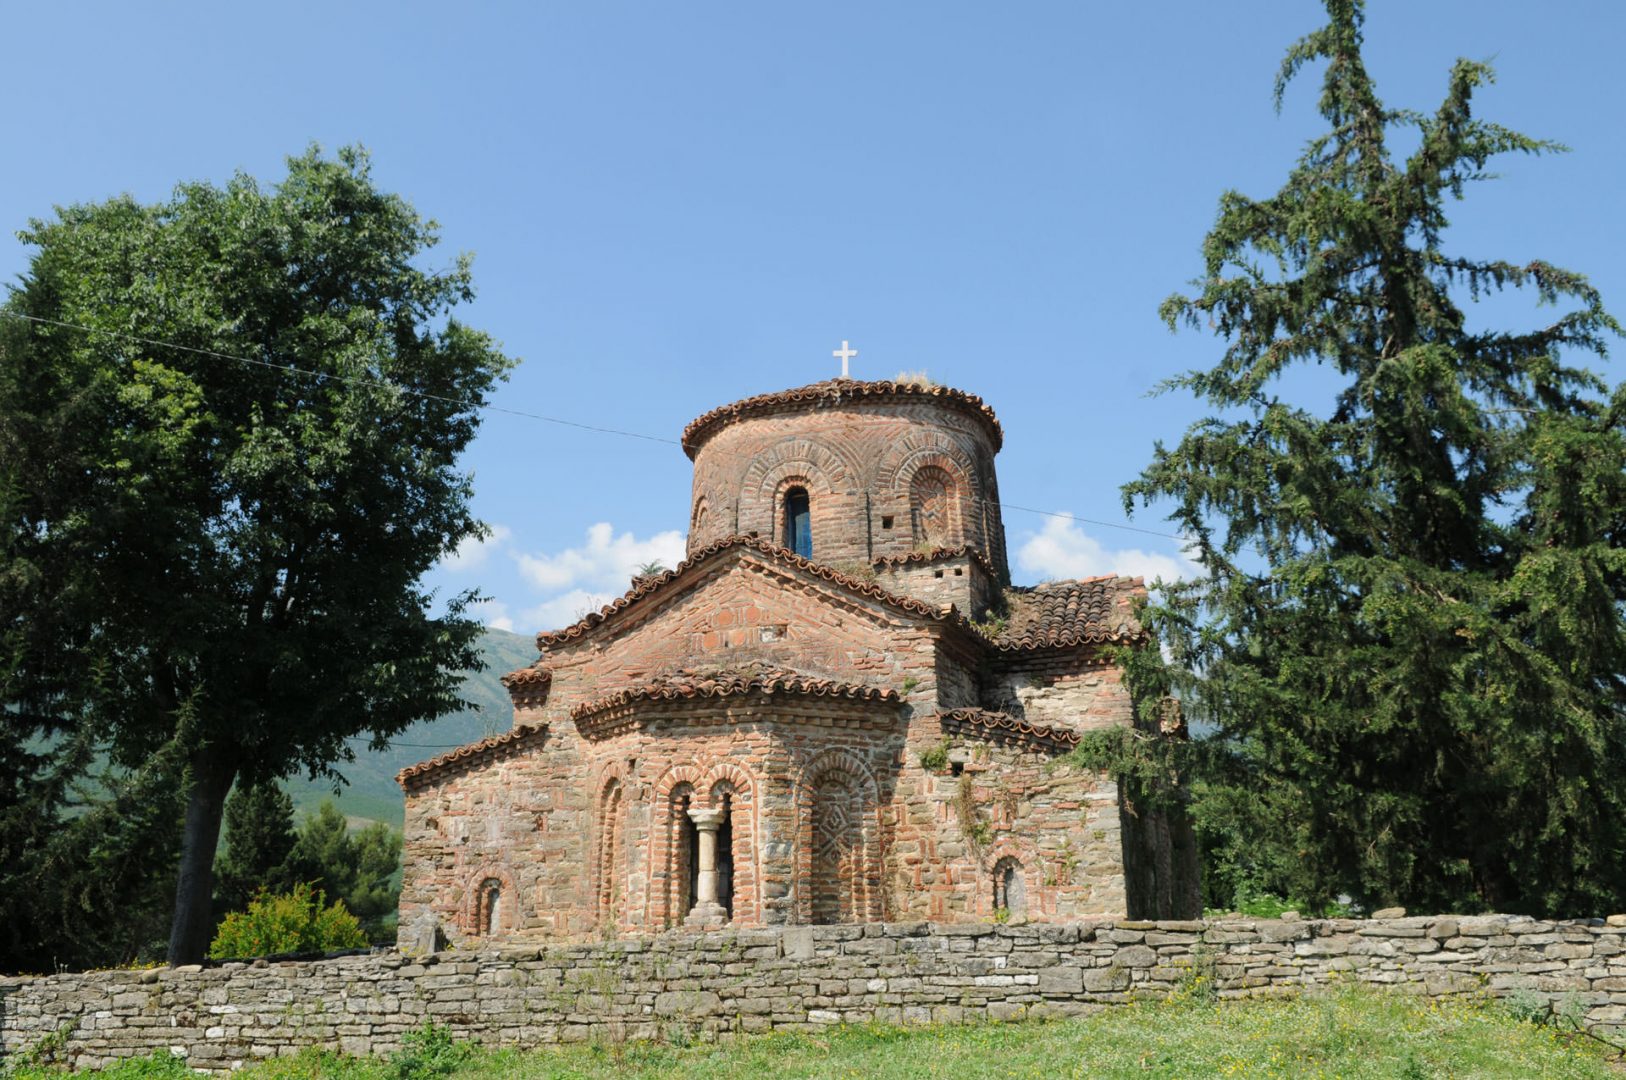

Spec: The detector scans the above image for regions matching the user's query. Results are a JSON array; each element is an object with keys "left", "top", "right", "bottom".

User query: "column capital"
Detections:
[{"left": 688, "top": 806, "right": 726, "bottom": 830}]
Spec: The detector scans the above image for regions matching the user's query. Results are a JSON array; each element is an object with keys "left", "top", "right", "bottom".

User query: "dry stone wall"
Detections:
[{"left": 6, "top": 915, "right": 1625, "bottom": 1073}]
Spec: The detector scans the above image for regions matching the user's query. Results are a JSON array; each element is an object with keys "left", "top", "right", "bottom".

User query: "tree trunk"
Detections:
[{"left": 166, "top": 751, "right": 236, "bottom": 965}]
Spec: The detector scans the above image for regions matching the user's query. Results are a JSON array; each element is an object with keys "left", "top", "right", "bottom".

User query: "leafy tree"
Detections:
[
  {"left": 215, "top": 782, "right": 300, "bottom": 915},
  {"left": 1126, "top": 1, "right": 1626, "bottom": 915},
  {"left": 0, "top": 146, "right": 513, "bottom": 963}
]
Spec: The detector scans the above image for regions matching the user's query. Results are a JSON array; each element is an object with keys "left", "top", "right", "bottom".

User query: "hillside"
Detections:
[{"left": 283, "top": 627, "right": 536, "bottom": 827}]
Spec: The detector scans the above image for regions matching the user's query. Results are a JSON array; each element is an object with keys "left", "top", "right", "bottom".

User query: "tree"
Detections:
[
  {"left": 0, "top": 146, "right": 513, "bottom": 963},
  {"left": 284, "top": 800, "right": 402, "bottom": 941},
  {"left": 1125, "top": 1, "right": 1626, "bottom": 915},
  {"left": 215, "top": 782, "right": 300, "bottom": 915}
]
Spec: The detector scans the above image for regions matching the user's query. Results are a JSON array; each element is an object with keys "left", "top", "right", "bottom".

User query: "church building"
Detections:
[{"left": 396, "top": 376, "right": 1189, "bottom": 947}]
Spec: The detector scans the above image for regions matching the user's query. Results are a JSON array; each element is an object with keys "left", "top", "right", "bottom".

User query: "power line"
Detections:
[
  {"left": 343, "top": 735, "right": 483, "bottom": 749},
  {"left": 0, "top": 309, "right": 1194, "bottom": 542},
  {"left": 0, "top": 311, "right": 676, "bottom": 445}
]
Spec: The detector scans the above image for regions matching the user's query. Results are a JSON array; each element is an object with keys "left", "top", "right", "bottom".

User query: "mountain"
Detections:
[{"left": 283, "top": 627, "right": 536, "bottom": 827}]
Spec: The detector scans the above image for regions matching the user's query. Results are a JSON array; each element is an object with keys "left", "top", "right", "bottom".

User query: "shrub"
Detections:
[
  {"left": 208, "top": 882, "right": 368, "bottom": 959},
  {"left": 390, "top": 1021, "right": 474, "bottom": 1080}
]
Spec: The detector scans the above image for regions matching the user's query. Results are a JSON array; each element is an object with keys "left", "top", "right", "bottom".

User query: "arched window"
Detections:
[
  {"left": 992, "top": 857, "right": 1026, "bottom": 917},
  {"left": 783, "top": 486, "right": 812, "bottom": 558},
  {"left": 477, "top": 878, "right": 503, "bottom": 935}
]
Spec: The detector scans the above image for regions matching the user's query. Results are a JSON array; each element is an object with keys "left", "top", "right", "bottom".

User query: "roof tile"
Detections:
[
  {"left": 396, "top": 725, "right": 549, "bottom": 789},
  {"left": 572, "top": 661, "right": 900, "bottom": 722},
  {"left": 990, "top": 576, "right": 1146, "bottom": 650},
  {"left": 681, "top": 378, "right": 1003, "bottom": 458},
  {"left": 937, "top": 709, "right": 1081, "bottom": 752},
  {"left": 535, "top": 535, "right": 954, "bottom": 649}
]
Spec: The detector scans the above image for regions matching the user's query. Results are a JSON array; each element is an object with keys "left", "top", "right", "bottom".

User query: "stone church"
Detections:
[{"left": 396, "top": 377, "right": 1190, "bottom": 948}]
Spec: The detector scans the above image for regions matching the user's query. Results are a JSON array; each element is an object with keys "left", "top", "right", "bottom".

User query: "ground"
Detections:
[{"left": 12, "top": 989, "right": 1620, "bottom": 1079}]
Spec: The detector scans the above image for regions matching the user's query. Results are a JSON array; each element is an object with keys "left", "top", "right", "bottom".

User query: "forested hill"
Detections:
[{"left": 284, "top": 627, "right": 536, "bottom": 827}]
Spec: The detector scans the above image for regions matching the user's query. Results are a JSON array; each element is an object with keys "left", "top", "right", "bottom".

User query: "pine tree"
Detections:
[
  {"left": 215, "top": 783, "right": 300, "bottom": 915},
  {"left": 1126, "top": 0, "right": 1626, "bottom": 915}
]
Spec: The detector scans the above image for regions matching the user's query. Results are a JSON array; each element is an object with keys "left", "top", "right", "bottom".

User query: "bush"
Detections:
[
  {"left": 389, "top": 1021, "right": 473, "bottom": 1080},
  {"left": 208, "top": 883, "right": 368, "bottom": 959}
]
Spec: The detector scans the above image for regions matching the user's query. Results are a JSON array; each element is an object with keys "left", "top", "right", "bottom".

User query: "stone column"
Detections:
[{"left": 685, "top": 806, "right": 729, "bottom": 929}]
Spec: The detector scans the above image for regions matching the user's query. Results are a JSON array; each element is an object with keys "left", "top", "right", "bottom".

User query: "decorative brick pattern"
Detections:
[{"left": 7, "top": 916, "right": 1625, "bottom": 1072}]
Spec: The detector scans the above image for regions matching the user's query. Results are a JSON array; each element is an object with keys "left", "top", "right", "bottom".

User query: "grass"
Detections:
[{"left": 8, "top": 988, "right": 1620, "bottom": 1080}]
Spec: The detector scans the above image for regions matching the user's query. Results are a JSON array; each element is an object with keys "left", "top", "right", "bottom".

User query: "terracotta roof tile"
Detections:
[
  {"left": 535, "top": 535, "right": 957, "bottom": 649},
  {"left": 990, "top": 576, "right": 1146, "bottom": 650},
  {"left": 681, "top": 379, "right": 1003, "bottom": 459},
  {"left": 937, "top": 709, "right": 1081, "bottom": 752},
  {"left": 870, "top": 545, "right": 997, "bottom": 577},
  {"left": 572, "top": 662, "right": 900, "bottom": 722},
  {"left": 499, "top": 666, "right": 551, "bottom": 689},
  {"left": 396, "top": 725, "right": 549, "bottom": 789}
]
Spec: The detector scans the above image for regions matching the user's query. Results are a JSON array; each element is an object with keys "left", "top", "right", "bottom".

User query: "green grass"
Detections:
[{"left": 9, "top": 988, "right": 1620, "bottom": 1080}]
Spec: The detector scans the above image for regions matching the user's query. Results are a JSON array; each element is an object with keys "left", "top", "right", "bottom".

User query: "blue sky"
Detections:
[{"left": 4, "top": 1, "right": 1623, "bottom": 635}]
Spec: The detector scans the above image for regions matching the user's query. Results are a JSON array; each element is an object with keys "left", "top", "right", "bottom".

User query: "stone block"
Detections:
[{"left": 654, "top": 990, "right": 721, "bottom": 1017}]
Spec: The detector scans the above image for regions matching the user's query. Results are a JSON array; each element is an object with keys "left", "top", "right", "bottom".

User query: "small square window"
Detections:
[
  {"left": 934, "top": 570, "right": 944, "bottom": 579},
  {"left": 881, "top": 516, "right": 894, "bottom": 529},
  {"left": 954, "top": 568, "right": 963, "bottom": 576}
]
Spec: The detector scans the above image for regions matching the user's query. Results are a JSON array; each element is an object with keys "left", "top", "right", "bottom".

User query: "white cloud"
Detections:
[
  {"left": 469, "top": 597, "right": 516, "bottom": 633},
  {"left": 514, "top": 522, "right": 686, "bottom": 594},
  {"left": 509, "top": 523, "right": 688, "bottom": 634},
  {"left": 1015, "top": 515, "right": 1199, "bottom": 585},
  {"left": 443, "top": 523, "right": 513, "bottom": 572},
  {"left": 520, "top": 589, "right": 616, "bottom": 633}
]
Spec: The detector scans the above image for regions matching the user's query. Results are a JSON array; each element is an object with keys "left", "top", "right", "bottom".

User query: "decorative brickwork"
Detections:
[
  {"left": 397, "top": 379, "right": 1192, "bottom": 950},
  {"left": 8, "top": 916, "right": 1626, "bottom": 1072}
]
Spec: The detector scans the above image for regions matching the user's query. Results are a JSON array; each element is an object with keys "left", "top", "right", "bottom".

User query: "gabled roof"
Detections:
[
  {"left": 681, "top": 378, "right": 1004, "bottom": 459},
  {"left": 989, "top": 576, "right": 1146, "bottom": 650},
  {"left": 535, "top": 535, "right": 961, "bottom": 650},
  {"left": 937, "top": 709, "right": 1081, "bottom": 753},
  {"left": 572, "top": 662, "right": 900, "bottom": 723},
  {"left": 396, "top": 724, "right": 549, "bottom": 790}
]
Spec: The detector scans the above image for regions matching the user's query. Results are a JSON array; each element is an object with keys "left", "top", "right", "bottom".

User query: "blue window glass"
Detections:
[{"left": 783, "top": 487, "right": 812, "bottom": 558}]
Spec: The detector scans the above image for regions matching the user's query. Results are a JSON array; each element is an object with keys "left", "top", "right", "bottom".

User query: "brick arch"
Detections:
[
  {"left": 648, "top": 763, "right": 710, "bottom": 929},
  {"left": 877, "top": 434, "right": 982, "bottom": 497},
  {"left": 983, "top": 838, "right": 1038, "bottom": 916},
  {"left": 794, "top": 749, "right": 884, "bottom": 924},
  {"left": 700, "top": 760, "right": 760, "bottom": 925},
  {"left": 462, "top": 863, "right": 519, "bottom": 937},
  {"left": 876, "top": 436, "right": 1004, "bottom": 569},
  {"left": 737, "top": 438, "right": 861, "bottom": 550},
  {"left": 592, "top": 770, "right": 630, "bottom": 929}
]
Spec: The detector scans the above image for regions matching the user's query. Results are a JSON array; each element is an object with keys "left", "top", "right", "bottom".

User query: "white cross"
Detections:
[{"left": 833, "top": 340, "right": 858, "bottom": 378}]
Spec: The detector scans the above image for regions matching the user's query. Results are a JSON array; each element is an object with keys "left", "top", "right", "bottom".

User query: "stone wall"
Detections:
[{"left": 6, "top": 915, "right": 1624, "bottom": 1073}]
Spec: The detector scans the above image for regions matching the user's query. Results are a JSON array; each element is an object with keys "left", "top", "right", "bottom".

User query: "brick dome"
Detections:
[{"left": 684, "top": 378, "right": 1010, "bottom": 581}]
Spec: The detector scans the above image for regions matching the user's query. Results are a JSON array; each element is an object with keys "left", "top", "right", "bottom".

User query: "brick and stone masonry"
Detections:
[
  {"left": 395, "top": 378, "right": 1198, "bottom": 951},
  {"left": 4, "top": 915, "right": 1625, "bottom": 1072}
]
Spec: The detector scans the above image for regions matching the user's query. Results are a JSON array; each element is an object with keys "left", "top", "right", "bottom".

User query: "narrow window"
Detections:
[
  {"left": 717, "top": 794, "right": 735, "bottom": 920},
  {"left": 993, "top": 858, "right": 1026, "bottom": 917},
  {"left": 478, "top": 878, "right": 502, "bottom": 935},
  {"left": 783, "top": 486, "right": 812, "bottom": 558}
]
